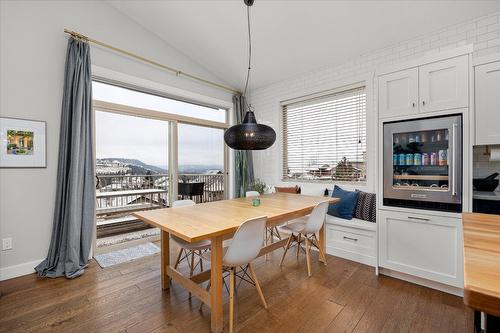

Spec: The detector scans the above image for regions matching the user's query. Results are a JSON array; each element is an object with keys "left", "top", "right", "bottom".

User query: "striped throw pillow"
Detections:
[{"left": 354, "top": 191, "right": 376, "bottom": 222}]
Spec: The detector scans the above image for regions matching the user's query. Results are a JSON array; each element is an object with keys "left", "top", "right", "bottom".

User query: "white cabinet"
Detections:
[
  {"left": 378, "top": 209, "right": 463, "bottom": 287},
  {"left": 379, "top": 68, "right": 418, "bottom": 118},
  {"left": 419, "top": 56, "right": 469, "bottom": 113},
  {"left": 475, "top": 60, "right": 500, "bottom": 145},
  {"left": 378, "top": 55, "right": 469, "bottom": 119}
]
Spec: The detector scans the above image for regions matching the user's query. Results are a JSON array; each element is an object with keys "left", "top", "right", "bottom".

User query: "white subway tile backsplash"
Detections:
[{"left": 252, "top": 11, "right": 500, "bottom": 192}]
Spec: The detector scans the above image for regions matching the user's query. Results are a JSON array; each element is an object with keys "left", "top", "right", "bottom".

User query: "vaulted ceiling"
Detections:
[{"left": 108, "top": 1, "right": 500, "bottom": 90}]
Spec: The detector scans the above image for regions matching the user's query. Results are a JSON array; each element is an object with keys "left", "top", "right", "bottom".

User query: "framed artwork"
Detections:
[{"left": 0, "top": 117, "right": 47, "bottom": 168}]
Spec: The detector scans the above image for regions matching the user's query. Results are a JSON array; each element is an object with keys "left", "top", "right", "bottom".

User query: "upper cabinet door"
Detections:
[
  {"left": 475, "top": 61, "right": 500, "bottom": 145},
  {"left": 379, "top": 68, "right": 418, "bottom": 119},
  {"left": 419, "top": 55, "right": 468, "bottom": 113}
]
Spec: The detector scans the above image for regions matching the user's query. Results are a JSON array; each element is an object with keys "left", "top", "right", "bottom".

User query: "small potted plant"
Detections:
[{"left": 249, "top": 178, "right": 268, "bottom": 195}]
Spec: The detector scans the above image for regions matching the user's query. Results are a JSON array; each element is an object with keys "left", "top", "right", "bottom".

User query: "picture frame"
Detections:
[{"left": 0, "top": 117, "right": 47, "bottom": 168}]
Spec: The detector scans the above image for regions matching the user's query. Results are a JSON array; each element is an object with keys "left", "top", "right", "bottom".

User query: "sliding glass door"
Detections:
[
  {"left": 178, "top": 123, "right": 226, "bottom": 203},
  {"left": 91, "top": 80, "right": 228, "bottom": 252}
]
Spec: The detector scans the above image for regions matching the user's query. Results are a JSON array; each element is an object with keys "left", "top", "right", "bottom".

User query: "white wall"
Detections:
[
  {"left": 0, "top": 0, "right": 233, "bottom": 279},
  {"left": 251, "top": 11, "right": 500, "bottom": 196}
]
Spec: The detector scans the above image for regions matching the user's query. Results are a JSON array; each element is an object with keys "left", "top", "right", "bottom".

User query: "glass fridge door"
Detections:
[
  {"left": 392, "top": 128, "right": 450, "bottom": 191},
  {"left": 384, "top": 114, "right": 462, "bottom": 209}
]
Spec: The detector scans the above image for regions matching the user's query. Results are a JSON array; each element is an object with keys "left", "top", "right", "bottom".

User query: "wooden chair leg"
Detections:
[
  {"left": 199, "top": 281, "right": 211, "bottom": 311},
  {"left": 174, "top": 248, "right": 183, "bottom": 269},
  {"left": 265, "top": 228, "right": 269, "bottom": 261},
  {"left": 199, "top": 250, "right": 204, "bottom": 272},
  {"left": 305, "top": 237, "right": 312, "bottom": 277},
  {"left": 248, "top": 263, "right": 267, "bottom": 309},
  {"left": 189, "top": 251, "right": 195, "bottom": 277},
  {"left": 296, "top": 234, "right": 302, "bottom": 259},
  {"left": 279, "top": 234, "right": 294, "bottom": 267},
  {"left": 229, "top": 267, "right": 235, "bottom": 333}
]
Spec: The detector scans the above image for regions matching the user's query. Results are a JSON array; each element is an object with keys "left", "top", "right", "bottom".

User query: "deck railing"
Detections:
[{"left": 95, "top": 173, "right": 225, "bottom": 237}]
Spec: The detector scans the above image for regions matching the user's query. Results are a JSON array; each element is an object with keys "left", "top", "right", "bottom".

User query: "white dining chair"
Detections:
[
  {"left": 171, "top": 200, "right": 211, "bottom": 277},
  {"left": 202, "top": 215, "right": 268, "bottom": 333},
  {"left": 226, "top": 216, "right": 268, "bottom": 333},
  {"left": 245, "top": 191, "right": 282, "bottom": 250},
  {"left": 279, "top": 200, "right": 329, "bottom": 277},
  {"left": 245, "top": 190, "right": 260, "bottom": 197}
]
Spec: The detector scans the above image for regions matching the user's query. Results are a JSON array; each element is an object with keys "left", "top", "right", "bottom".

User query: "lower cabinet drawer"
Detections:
[
  {"left": 326, "top": 224, "right": 376, "bottom": 262},
  {"left": 378, "top": 209, "right": 463, "bottom": 288}
]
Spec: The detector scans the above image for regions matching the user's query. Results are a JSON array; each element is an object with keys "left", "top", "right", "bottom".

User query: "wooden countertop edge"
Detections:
[{"left": 464, "top": 288, "right": 500, "bottom": 317}]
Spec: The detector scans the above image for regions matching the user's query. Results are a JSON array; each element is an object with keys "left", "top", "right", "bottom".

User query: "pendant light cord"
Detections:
[{"left": 243, "top": 4, "right": 252, "bottom": 110}]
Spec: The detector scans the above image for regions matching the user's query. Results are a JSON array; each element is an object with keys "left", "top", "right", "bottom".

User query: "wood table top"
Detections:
[
  {"left": 134, "top": 193, "right": 339, "bottom": 243},
  {"left": 462, "top": 212, "right": 500, "bottom": 317}
]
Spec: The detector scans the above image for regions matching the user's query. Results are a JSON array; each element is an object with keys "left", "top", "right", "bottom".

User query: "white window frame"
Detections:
[{"left": 278, "top": 74, "right": 375, "bottom": 192}]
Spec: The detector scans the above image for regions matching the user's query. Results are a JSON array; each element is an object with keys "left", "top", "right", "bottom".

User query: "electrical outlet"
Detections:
[{"left": 2, "top": 238, "right": 12, "bottom": 251}]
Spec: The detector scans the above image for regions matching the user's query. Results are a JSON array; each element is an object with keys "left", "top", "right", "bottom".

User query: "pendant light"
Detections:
[{"left": 224, "top": 0, "right": 276, "bottom": 150}]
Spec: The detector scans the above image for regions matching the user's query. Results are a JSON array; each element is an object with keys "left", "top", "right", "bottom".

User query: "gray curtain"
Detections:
[
  {"left": 35, "top": 38, "right": 95, "bottom": 278},
  {"left": 233, "top": 95, "right": 255, "bottom": 197}
]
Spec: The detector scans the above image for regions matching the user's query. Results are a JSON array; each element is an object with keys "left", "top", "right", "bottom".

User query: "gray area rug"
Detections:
[{"left": 94, "top": 243, "right": 160, "bottom": 268}]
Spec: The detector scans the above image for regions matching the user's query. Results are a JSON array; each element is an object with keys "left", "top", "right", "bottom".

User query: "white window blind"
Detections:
[{"left": 282, "top": 86, "right": 367, "bottom": 182}]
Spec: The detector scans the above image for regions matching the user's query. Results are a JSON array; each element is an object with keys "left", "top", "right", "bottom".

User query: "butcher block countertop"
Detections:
[{"left": 462, "top": 213, "right": 500, "bottom": 317}]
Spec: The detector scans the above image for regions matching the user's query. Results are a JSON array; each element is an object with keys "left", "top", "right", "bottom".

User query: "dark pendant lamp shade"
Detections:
[{"left": 224, "top": 111, "right": 276, "bottom": 150}]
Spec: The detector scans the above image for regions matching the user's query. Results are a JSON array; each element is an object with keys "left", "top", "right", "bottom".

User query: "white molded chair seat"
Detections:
[
  {"left": 279, "top": 201, "right": 330, "bottom": 277},
  {"left": 279, "top": 220, "right": 307, "bottom": 233},
  {"left": 245, "top": 191, "right": 260, "bottom": 197},
  {"left": 171, "top": 235, "right": 211, "bottom": 250}
]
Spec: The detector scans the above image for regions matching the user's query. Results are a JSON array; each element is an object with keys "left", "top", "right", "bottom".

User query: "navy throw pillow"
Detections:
[{"left": 327, "top": 185, "right": 359, "bottom": 220}]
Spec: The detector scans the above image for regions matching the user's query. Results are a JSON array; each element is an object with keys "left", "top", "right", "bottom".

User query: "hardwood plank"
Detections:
[{"left": 0, "top": 245, "right": 469, "bottom": 333}]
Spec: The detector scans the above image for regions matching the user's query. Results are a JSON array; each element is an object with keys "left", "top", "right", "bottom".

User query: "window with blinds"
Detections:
[{"left": 282, "top": 86, "right": 367, "bottom": 182}]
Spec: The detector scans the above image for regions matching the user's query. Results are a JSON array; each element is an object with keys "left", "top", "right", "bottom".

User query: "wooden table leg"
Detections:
[
  {"left": 161, "top": 230, "right": 170, "bottom": 290},
  {"left": 210, "top": 236, "right": 224, "bottom": 333},
  {"left": 318, "top": 223, "right": 327, "bottom": 265}
]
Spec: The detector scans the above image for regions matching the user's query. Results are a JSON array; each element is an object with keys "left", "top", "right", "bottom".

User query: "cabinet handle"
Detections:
[
  {"left": 343, "top": 236, "right": 358, "bottom": 242},
  {"left": 451, "top": 123, "right": 458, "bottom": 196},
  {"left": 422, "top": 100, "right": 426, "bottom": 106},
  {"left": 412, "top": 102, "right": 416, "bottom": 108},
  {"left": 408, "top": 216, "right": 430, "bottom": 221}
]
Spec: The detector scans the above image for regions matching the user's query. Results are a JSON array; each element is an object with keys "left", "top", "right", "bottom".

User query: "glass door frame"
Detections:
[{"left": 91, "top": 80, "right": 230, "bottom": 255}]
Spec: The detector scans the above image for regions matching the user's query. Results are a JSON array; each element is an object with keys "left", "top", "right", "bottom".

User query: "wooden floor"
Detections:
[{"left": 0, "top": 242, "right": 473, "bottom": 333}]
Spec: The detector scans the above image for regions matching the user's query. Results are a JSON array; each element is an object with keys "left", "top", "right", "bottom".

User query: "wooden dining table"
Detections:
[{"left": 133, "top": 192, "right": 339, "bottom": 332}]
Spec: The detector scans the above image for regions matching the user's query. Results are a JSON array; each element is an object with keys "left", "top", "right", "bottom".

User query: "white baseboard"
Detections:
[
  {"left": 379, "top": 267, "right": 464, "bottom": 297},
  {"left": 0, "top": 258, "right": 42, "bottom": 281},
  {"left": 326, "top": 246, "right": 376, "bottom": 267}
]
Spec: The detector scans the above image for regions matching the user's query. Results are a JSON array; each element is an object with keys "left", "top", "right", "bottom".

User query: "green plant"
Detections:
[
  {"left": 249, "top": 178, "right": 267, "bottom": 195},
  {"left": 7, "top": 143, "right": 17, "bottom": 150},
  {"left": 17, "top": 148, "right": 27, "bottom": 154}
]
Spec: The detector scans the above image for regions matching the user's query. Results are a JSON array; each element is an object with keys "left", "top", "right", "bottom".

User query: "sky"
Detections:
[{"left": 94, "top": 82, "right": 225, "bottom": 169}]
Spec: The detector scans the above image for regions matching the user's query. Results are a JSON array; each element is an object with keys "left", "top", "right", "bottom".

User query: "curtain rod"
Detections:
[{"left": 64, "top": 29, "right": 241, "bottom": 95}]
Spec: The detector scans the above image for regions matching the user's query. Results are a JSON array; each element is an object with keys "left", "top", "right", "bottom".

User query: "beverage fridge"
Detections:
[{"left": 383, "top": 114, "right": 462, "bottom": 212}]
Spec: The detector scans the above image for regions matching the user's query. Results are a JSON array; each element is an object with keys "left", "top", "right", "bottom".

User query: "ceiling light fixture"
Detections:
[{"left": 224, "top": 0, "right": 276, "bottom": 150}]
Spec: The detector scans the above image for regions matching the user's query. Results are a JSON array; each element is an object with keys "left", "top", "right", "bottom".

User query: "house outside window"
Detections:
[{"left": 282, "top": 85, "right": 367, "bottom": 183}]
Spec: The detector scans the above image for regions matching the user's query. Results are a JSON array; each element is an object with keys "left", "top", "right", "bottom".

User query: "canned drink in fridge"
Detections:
[
  {"left": 399, "top": 154, "right": 406, "bottom": 165},
  {"left": 408, "top": 134, "right": 415, "bottom": 143},
  {"left": 438, "top": 150, "right": 448, "bottom": 166},
  {"left": 430, "top": 152, "right": 438, "bottom": 166},
  {"left": 415, "top": 134, "right": 421, "bottom": 143},
  {"left": 421, "top": 132, "right": 428, "bottom": 143},
  {"left": 414, "top": 153, "right": 422, "bottom": 165},
  {"left": 422, "top": 153, "right": 430, "bottom": 166},
  {"left": 393, "top": 154, "right": 398, "bottom": 165},
  {"left": 406, "top": 153, "right": 414, "bottom": 166}
]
